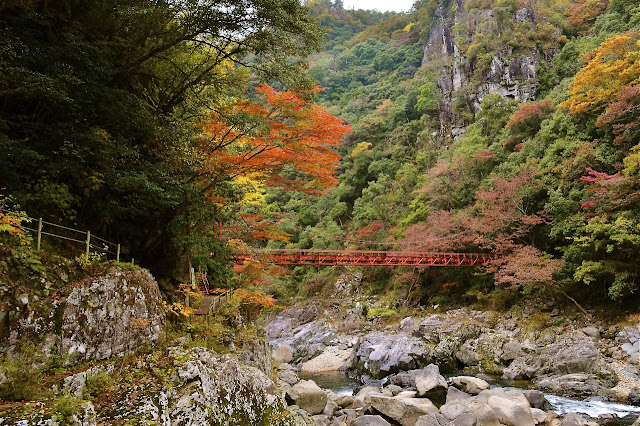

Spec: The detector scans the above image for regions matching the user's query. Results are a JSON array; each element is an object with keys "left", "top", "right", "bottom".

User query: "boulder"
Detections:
[
  {"left": 272, "top": 344, "right": 294, "bottom": 363},
  {"left": 277, "top": 366, "right": 300, "bottom": 386},
  {"left": 561, "top": 412, "right": 586, "bottom": 426},
  {"left": 351, "top": 415, "right": 392, "bottom": 426},
  {"left": 414, "top": 364, "right": 448, "bottom": 403},
  {"left": 500, "top": 342, "right": 525, "bottom": 362},
  {"left": 440, "top": 402, "right": 477, "bottom": 426},
  {"left": 356, "top": 385, "right": 385, "bottom": 399},
  {"left": 467, "top": 401, "right": 500, "bottom": 426},
  {"left": 286, "top": 380, "right": 328, "bottom": 415},
  {"left": 323, "top": 399, "right": 340, "bottom": 417},
  {"left": 367, "top": 395, "right": 438, "bottom": 426},
  {"left": 446, "top": 386, "right": 472, "bottom": 404},
  {"left": 415, "top": 402, "right": 479, "bottom": 426},
  {"left": 524, "top": 390, "right": 551, "bottom": 410},
  {"left": 531, "top": 408, "right": 548, "bottom": 424},
  {"left": 355, "top": 332, "right": 430, "bottom": 378},
  {"left": 533, "top": 373, "right": 610, "bottom": 397},
  {"left": 450, "top": 376, "right": 490, "bottom": 395},
  {"left": 300, "top": 346, "right": 354, "bottom": 373},
  {"left": 312, "top": 414, "right": 330, "bottom": 425},
  {"left": 131, "top": 347, "right": 285, "bottom": 424},
  {"left": 336, "top": 395, "right": 357, "bottom": 408},
  {"left": 61, "top": 268, "right": 165, "bottom": 364},
  {"left": 389, "top": 371, "right": 417, "bottom": 388},
  {"left": 487, "top": 395, "right": 534, "bottom": 426},
  {"left": 396, "top": 390, "right": 419, "bottom": 399},
  {"left": 265, "top": 303, "right": 319, "bottom": 339},
  {"left": 386, "top": 384, "right": 403, "bottom": 396}
]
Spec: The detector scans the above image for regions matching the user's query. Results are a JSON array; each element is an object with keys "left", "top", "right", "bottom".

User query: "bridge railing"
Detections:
[{"left": 231, "top": 248, "right": 497, "bottom": 267}]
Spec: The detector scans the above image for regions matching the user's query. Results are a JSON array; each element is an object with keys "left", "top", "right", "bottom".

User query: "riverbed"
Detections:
[{"left": 300, "top": 371, "right": 640, "bottom": 424}]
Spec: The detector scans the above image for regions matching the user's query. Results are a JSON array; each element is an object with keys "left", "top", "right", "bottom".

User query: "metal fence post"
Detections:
[
  {"left": 116, "top": 244, "right": 120, "bottom": 262},
  {"left": 36, "top": 218, "right": 42, "bottom": 251},
  {"left": 85, "top": 231, "right": 91, "bottom": 261}
]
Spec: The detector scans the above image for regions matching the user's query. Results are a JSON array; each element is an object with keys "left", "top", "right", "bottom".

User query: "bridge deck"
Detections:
[{"left": 232, "top": 249, "right": 495, "bottom": 267}]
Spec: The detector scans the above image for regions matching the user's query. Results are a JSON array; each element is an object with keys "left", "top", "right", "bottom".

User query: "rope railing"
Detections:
[{"left": 1, "top": 207, "right": 131, "bottom": 264}]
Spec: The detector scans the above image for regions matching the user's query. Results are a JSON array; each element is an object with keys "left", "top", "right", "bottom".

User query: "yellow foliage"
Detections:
[
  {"left": 162, "top": 300, "right": 197, "bottom": 317},
  {"left": 0, "top": 203, "right": 30, "bottom": 245},
  {"left": 350, "top": 142, "right": 373, "bottom": 159},
  {"left": 233, "top": 173, "right": 267, "bottom": 206},
  {"left": 562, "top": 32, "right": 640, "bottom": 116}
]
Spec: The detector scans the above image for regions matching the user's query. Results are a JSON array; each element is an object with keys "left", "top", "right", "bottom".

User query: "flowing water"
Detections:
[{"left": 299, "top": 371, "right": 640, "bottom": 424}]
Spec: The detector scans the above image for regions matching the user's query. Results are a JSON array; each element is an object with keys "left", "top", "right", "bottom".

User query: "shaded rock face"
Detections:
[
  {"left": 354, "top": 332, "right": 430, "bottom": 378},
  {"left": 422, "top": 0, "right": 559, "bottom": 143},
  {"left": 61, "top": 268, "right": 165, "bottom": 363},
  {"left": 112, "top": 347, "right": 290, "bottom": 425},
  {"left": 1, "top": 267, "right": 165, "bottom": 366}
]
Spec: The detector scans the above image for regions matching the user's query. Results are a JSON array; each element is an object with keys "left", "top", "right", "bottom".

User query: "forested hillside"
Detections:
[
  {"left": 2, "top": 0, "right": 640, "bottom": 309},
  {"left": 253, "top": 0, "right": 640, "bottom": 307}
]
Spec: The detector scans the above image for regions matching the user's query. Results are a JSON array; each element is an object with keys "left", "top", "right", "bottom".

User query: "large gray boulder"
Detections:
[
  {"left": 486, "top": 395, "right": 534, "bottom": 426},
  {"left": 502, "top": 334, "right": 603, "bottom": 381},
  {"left": 286, "top": 379, "right": 328, "bottom": 415},
  {"left": 367, "top": 395, "right": 438, "bottom": 426},
  {"left": 415, "top": 402, "right": 477, "bottom": 426},
  {"left": 414, "top": 364, "right": 448, "bottom": 404},
  {"left": 112, "top": 347, "right": 287, "bottom": 425},
  {"left": 351, "top": 415, "right": 393, "bottom": 426},
  {"left": 467, "top": 401, "right": 500, "bottom": 426},
  {"left": 355, "top": 332, "right": 430, "bottom": 378},
  {"left": 450, "top": 376, "right": 490, "bottom": 395},
  {"left": 61, "top": 268, "right": 165, "bottom": 363}
]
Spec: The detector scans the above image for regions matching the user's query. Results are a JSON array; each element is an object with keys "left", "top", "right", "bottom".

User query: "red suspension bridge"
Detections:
[{"left": 232, "top": 249, "right": 496, "bottom": 267}]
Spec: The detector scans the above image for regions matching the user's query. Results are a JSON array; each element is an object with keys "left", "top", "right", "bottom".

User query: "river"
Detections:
[{"left": 299, "top": 371, "right": 640, "bottom": 424}]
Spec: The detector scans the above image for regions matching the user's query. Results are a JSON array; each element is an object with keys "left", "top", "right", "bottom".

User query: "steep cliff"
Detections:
[{"left": 422, "top": 0, "right": 563, "bottom": 141}]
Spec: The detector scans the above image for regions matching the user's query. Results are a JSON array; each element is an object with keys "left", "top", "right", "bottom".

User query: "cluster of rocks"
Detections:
[
  {"left": 267, "top": 302, "right": 640, "bottom": 403},
  {"left": 277, "top": 362, "right": 600, "bottom": 426}
]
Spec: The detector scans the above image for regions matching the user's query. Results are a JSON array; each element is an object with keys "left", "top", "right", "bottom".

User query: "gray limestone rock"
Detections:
[
  {"left": 366, "top": 394, "right": 438, "bottom": 426},
  {"left": 351, "top": 415, "right": 392, "bottom": 426},
  {"left": 61, "top": 268, "right": 165, "bottom": 364},
  {"left": 286, "top": 380, "right": 329, "bottom": 415},
  {"left": 450, "top": 376, "right": 490, "bottom": 395}
]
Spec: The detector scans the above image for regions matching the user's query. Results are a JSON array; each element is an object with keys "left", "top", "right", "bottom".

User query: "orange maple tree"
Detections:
[
  {"left": 561, "top": 31, "right": 640, "bottom": 118},
  {"left": 198, "top": 84, "right": 351, "bottom": 196}
]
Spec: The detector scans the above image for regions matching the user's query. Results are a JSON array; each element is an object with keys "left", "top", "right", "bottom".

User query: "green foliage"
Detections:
[
  {"left": 0, "top": 0, "right": 325, "bottom": 281},
  {"left": 51, "top": 395, "right": 83, "bottom": 425},
  {"left": 0, "top": 358, "right": 41, "bottom": 401},
  {"left": 84, "top": 371, "right": 112, "bottom": 399},
  {"left": 366, "top": 307, "right": 400, "bottom": 320}
]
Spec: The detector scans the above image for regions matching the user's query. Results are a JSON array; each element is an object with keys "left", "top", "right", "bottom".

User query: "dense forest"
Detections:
[{"left": 2, "top": 0, "right": 640, "bottom": 308}]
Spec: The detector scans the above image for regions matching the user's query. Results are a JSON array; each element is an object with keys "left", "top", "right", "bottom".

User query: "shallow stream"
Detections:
[{"left": 299, "top": 371, "right": 640, "bottom": 425}]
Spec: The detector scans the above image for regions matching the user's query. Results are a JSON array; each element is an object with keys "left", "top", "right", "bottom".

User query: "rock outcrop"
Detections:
[
  {"left": 61, "top": 268, "right": 165, "bottom": 363},
  {"left": 1, "top": 266, "right": 165, "bottom": 366},
  {"left": 422, "top": 0, "right": 561, "bottom": 142}
]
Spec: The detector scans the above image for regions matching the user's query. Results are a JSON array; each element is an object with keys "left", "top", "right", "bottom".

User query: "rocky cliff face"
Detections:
[
  {"left": 1, "top": 266, "right": 165, "bottom": 365},
  {"left": 423, "top": 0, "right": 561, "bottom": 142}
]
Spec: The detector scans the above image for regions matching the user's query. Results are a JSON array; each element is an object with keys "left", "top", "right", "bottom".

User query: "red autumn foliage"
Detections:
[
  {"left": 198, "top": 84, "right": 351, "bottom": 195},
  {"left": 473, "top": 169, "right": 547, "bottom": 253},
  {"left": 402, "top": 210, "right": 476, "bottom": 252},
  {"left": 566, "top": 0, "right": 609, "bottom": 35},
  {"left": 597, "top": 85, "right": 640, "bottom": 146},
  {"left": 355, "top": 220, "right": 384, "bottom": 237},
  {"left": 580, "top": 167, "right": 638, "bottom": 212},
  {"left": 505, "top": 99, "right": 554, "bottom": 150},
  {"left": 493, "top": 246, "right": 563, "bottom": 289}
]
